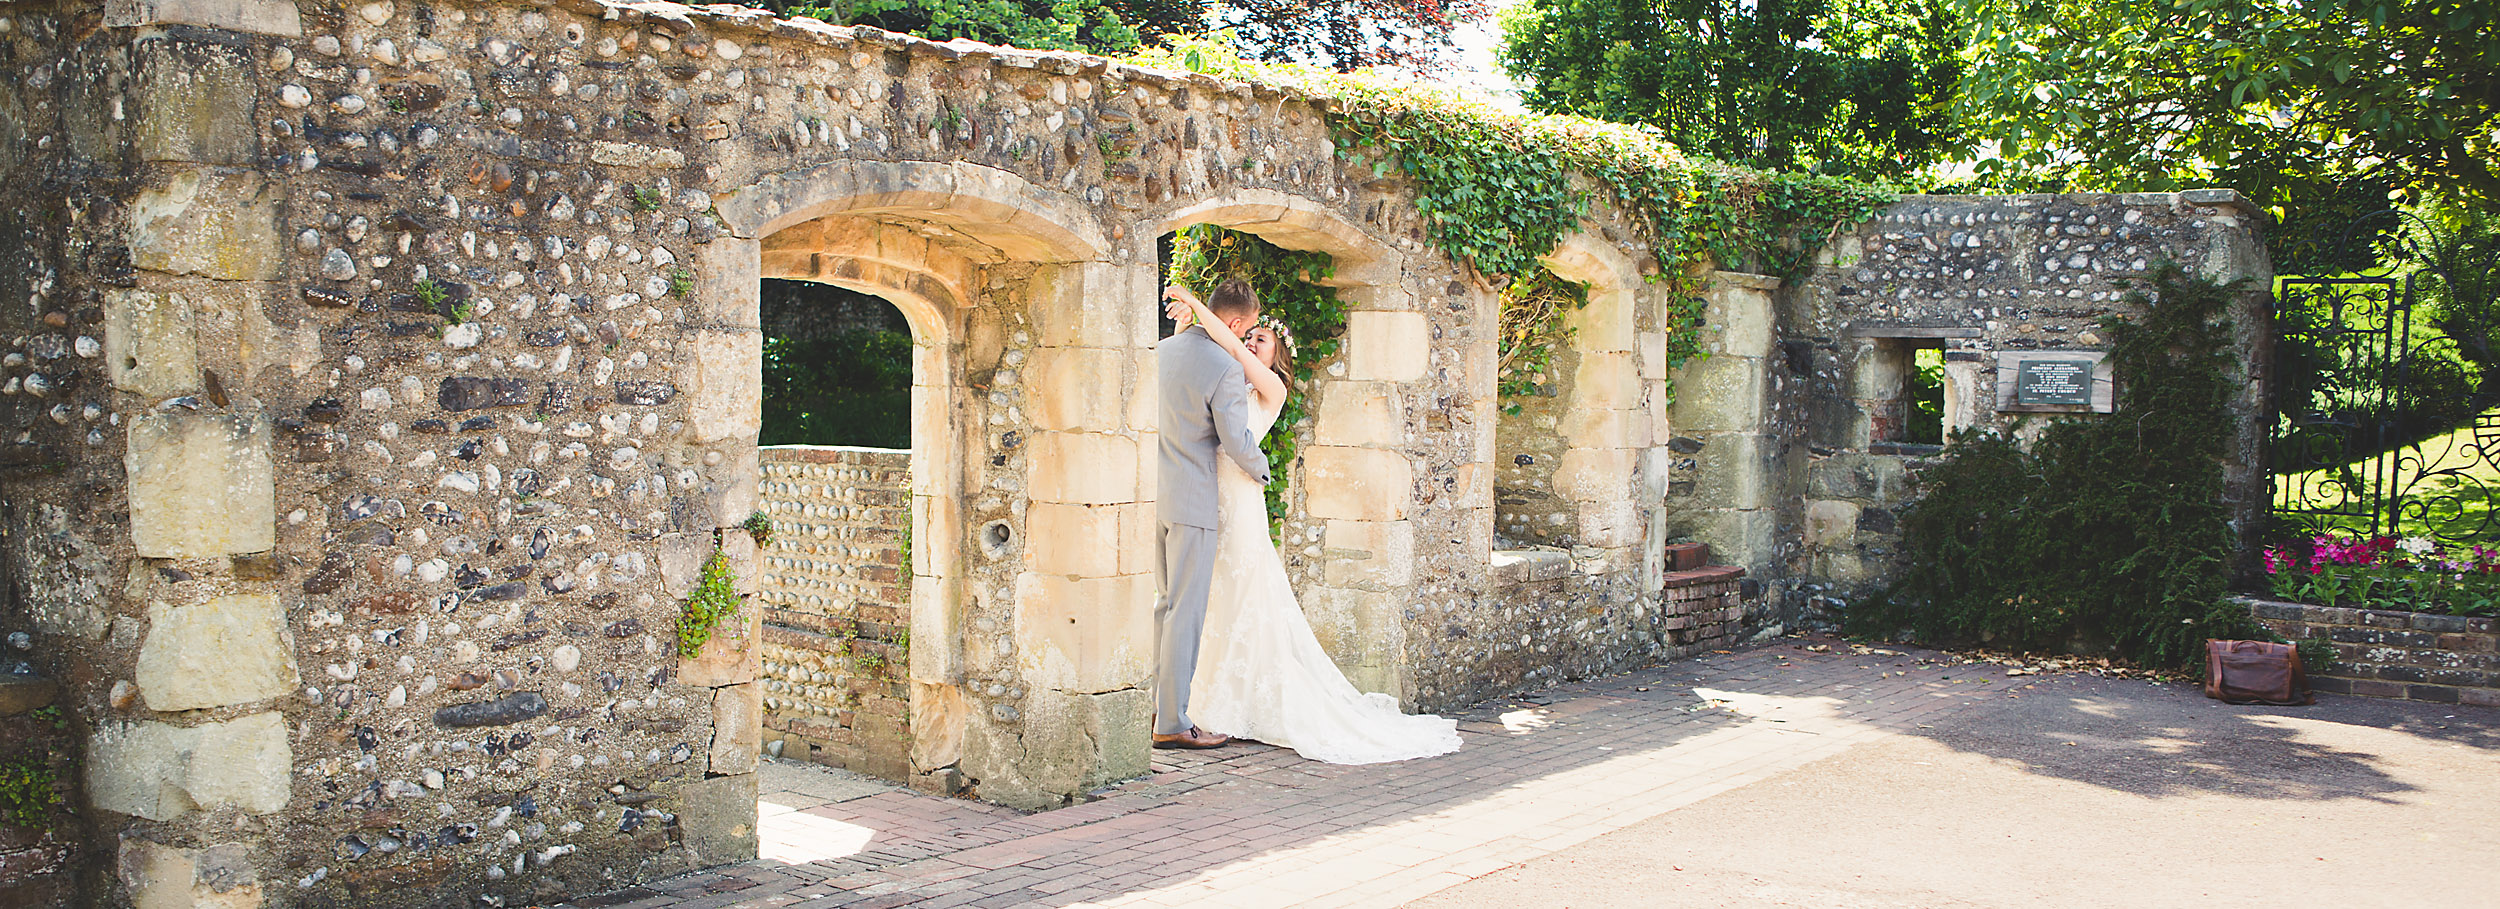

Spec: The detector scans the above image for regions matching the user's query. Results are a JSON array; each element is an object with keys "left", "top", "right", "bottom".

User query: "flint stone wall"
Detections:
[
  {"left": 754, "top": 445, "right": 915, "bottom": 782},
  {"left": 0, "top": 0, "right": 2270, "bottom": 904},
  {"left": 1763, "top": 193, "right": 2274, "bottom": 618}
]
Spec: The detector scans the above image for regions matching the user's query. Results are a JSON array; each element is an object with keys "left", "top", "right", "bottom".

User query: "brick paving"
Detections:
[{"left": 560, "top": 635, "right": 2045, "bottom": 909}]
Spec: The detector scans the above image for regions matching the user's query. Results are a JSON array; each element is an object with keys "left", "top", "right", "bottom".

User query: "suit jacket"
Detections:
[{"left": 1156, "top": 326, "right": 1272, "bottom": 529}]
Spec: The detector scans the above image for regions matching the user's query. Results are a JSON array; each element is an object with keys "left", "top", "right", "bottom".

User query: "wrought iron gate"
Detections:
[{"left": 2270, "top": 210, "right": 2500, "bottom": 545}]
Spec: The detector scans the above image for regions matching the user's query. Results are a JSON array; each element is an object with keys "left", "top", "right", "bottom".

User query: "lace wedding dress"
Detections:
[{"left": 1186, "top": 396, "right": 1463, "bottom": 764}]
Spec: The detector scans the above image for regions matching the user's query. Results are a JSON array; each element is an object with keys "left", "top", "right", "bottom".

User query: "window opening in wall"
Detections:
[
  {"left": 759, "top": 278, "right": 912, "bottom": 448},
  {"left": 1906, "top": 346, "right": 1945, "bottom": 445}
]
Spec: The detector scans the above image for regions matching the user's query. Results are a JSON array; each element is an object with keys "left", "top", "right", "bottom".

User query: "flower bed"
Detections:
[{"left": 2262, "top": 534, "right": 2500, "bottom": 617}]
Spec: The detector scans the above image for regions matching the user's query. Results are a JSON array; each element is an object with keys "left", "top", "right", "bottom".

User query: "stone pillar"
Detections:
[
  {"left": 1667, "top": 272, "right": 1782, "bottom": 573},
  {"left": 1304, "top": 306, "right": 1430, "bottom": 700}
]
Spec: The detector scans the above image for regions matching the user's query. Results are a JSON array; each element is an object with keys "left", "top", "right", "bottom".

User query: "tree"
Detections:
[
  {"left": 1496, "top": 0, "right": 1964, "bottom": 181},
  {"left": 1954, "top": 0, "right": 2500, "bottom": 217},
  {"left": 772, "top": 0, "right": 1482, "bottom": 69}
]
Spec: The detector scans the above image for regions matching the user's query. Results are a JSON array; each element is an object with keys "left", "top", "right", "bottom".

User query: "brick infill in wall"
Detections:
[
  {"left": 2244, "top": 596, "right": 2500, "bottom": 707},
  {"left": 1662, "top": 566, "right": 1746, "bottom": 648}
]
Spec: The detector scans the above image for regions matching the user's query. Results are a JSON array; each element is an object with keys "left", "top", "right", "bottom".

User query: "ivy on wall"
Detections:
[
  {"left": 1165, "top": 223, "right": 1345, "bottom": 537},
  {"left": 1497, "top": 269, "right": 1590, "bottom": 411},
  {"left": 675, "top": 542, "right": 742, "bottom": 658},
  {"left": 1128, "top": 37, "right": 1894, "bottom": 382}
]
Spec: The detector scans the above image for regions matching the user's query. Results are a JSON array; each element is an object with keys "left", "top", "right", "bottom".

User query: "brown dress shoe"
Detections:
[{"left": 1151, "top": 726, "right": 1230, "bottom": 750}]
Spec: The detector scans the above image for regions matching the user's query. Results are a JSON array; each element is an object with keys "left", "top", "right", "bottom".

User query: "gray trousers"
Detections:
[{"left": 1153, "top": 521, "right": 1219, "bottom": 735}]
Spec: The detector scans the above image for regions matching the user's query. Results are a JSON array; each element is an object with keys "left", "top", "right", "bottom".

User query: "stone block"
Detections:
[
  {"left": 127, "top": 411, "right": 274, "bottom": 559},
  {"left": 678, "top": 604, "right": 760, "bottom": 688},
  {"left": 673, "top": 772, "right": 758, "bottom": 867},
  {"left": 1125, "top": 350, "right": 1159, "bottom": 431},
  {"left": 89, "top": 712, "right": 289, "bottom": 821},
  {"left": 103, "top": 0, "right": 304, "bottom": 35},
  {"left": 1688, "top": 433, "right": 1771, "bottom": 510},
  {"left": 1577, "top": 498, "right": 1640, "bottom": 549},
  {"left": 683, "top": 330, "right": 762, "bottom": 443},
  {"left": 909, "top": 574, "right": 961, "bottom": 683},
  {"left": 693, "top": 238, "right": 762, "bottom": 329},
  {"left": 909, "top": 681, "right": 968, "bottom": 775},
  {"left": 1027, "top": 432, "right": 1139, "bottom": 505},
  {"left": 1671, "top": 354, "right": 1765, "bottom": 433},
  {"left": 706, "top": 442, "right": 761, "bottom": 528},
  {"left": 1321, "top": 519, "right": 1414, "bottom": 590},
  {"left": 1492, "top": 549, "right": 1571, "bottom": 586},
  {"left": 1638, "top": 331, "right": 1670, "bottom": 380},
  {"left": 1559, "top": 406, "right": 1631, "bottom": 450},
  {"left": 913, "top": 494, "right": 959, "bottom": 580},
  {"left": 1569, "top": 284, "right": 1635, "bottom": 352},
  {"left": 1033, "top": 262, "right": 1152, "bottom": 349},
  {"left": 1116, "top": 503, "right": 1157, "bottom": 577},
  {"left": 1804, "top": 499, "right": 1862, "bottom": 547},
  {"left": 118, "top": 839, "right": 262, "bottom": 909},
  {"left": 134, "top": 38, "right": 259, "bottom": 165},
  {"left": 709, "top": 683, "right": 762, "bottom": 776},
  {"left": 1574, "top": 351, "right": 1639, "bottom": 411},
  {"left": 1666, "top": 508, "right": 1778, "bottom": 574},
  {"left": 1345, "top": 311, "right": 1429, "bottom": 382},
  {"left": 1704, "top": 274, "right": 1777, "bottom": 358},
  {"left": 1312, "top": 381, "right": 1404, "bottom": 448},
  {"left": 1026, "top": 502, "right": 1120, "bottom": 578},
  {"left": 137, "top": 594, "right": 294, "bottom": 712},
  {"left": 107, "top": 288, "right": 201, "bottom": 397},
  {"left": 1301, "top": 446, "right": 1412, "bottom": 521},
  {"left": 1301, "top": 587, "right": 1404, "bottom": 701},
  {"left": 1013, "top": 572, "right": 1153, "bottom": 695},
  {"left": 129, "top": 169, "right": 282, "bottom": 281},
  {"left": 1553, "top": 447, "right": 1635, "bottom": 503},
  {"left": 1026, "top": 347, "right": 1129, "bottom": 432}
]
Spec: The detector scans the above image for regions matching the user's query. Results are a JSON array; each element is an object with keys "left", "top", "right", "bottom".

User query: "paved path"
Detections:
[{"left": 558, "top": 636, "right": 2500, "bottom": 908}]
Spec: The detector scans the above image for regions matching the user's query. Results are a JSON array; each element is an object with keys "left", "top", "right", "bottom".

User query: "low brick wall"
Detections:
[
  {"left": 2246, "top": 598, "right": 2500, "bottom": 707},
  {"left": 1662, "top": 566, "right": 1748, "bottom": 647},
  {"left": 755, "top": 446, "right": 914, "bottom": 779}
]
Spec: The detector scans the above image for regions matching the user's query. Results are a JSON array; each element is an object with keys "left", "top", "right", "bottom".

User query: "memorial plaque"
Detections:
[{"left": 2014, "top": 359, "right": 2094, "bottom": 405}]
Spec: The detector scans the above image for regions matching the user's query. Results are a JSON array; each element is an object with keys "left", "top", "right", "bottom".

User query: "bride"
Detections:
[{"left": 1162, "top": 285, "right": 1462, "bottom": 765}]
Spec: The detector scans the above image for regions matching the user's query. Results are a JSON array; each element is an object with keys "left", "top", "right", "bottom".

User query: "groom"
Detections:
[{"left": 1150, "top": 280, "right": 1271, "bottom": 750}]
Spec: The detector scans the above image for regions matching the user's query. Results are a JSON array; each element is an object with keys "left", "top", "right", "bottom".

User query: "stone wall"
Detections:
[
  {"left": 753, "top": 446, "right": 915, "bottom": 783},
  {"left": 2249, "top": 598, "right": 2500, "bottom": 707},
  {"left": 0, "top": 0, "right": 2270, "bottom": 903},
  {"left": 1767, "top": 193, "right": 2275, "bottom": 621}
]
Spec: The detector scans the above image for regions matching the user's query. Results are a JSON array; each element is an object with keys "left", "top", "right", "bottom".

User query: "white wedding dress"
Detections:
[{"left": 1186, "top": 395, "right": 1463, "bottom": 764}]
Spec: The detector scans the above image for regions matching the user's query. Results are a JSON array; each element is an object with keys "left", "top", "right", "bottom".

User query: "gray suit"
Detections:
[{"left": 1152, "top": 326, "right": 1272, "bottom": 735}]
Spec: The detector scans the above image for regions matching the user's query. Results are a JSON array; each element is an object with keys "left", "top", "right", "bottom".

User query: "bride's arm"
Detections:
[{"left": 1164, "top": 285, "right": 1286, "bottom": 407}]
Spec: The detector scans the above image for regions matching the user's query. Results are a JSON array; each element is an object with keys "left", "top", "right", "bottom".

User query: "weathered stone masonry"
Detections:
[{"left": 0, "top": 0, "right": 2266, "bottom": 904}]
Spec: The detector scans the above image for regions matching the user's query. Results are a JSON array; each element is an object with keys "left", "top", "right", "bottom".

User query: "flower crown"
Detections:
[{"left": 1255, "top": 316, "right": 1297, "bottom": 361}]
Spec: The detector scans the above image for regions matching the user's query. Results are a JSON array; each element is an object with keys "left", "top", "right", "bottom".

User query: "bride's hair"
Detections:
[{"left": 1254, "top": 317, "right": 1296, "bottom": 394}]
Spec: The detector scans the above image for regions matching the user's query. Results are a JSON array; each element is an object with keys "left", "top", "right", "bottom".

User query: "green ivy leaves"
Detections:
[{"left": 675, "top": 544, "right": 741, "bottom": 659}]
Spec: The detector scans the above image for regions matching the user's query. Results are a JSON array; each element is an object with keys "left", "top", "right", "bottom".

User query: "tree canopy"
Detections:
[
  {"left": 1953, "top": 0, "right": 2499, "bottom": 216},
  {"left": 1496, "top": 0, "right": 1964, "bottom": 181}
]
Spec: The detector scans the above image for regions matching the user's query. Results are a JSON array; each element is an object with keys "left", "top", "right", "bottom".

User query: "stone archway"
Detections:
[{"left": 1146, "top": 192, "right": 1426, "bottom": 700}]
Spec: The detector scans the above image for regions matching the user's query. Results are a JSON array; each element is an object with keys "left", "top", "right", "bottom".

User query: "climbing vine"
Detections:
[
  {"left": 1128, "top": 37, "right": 1894, "bottom": 379},
  {"left": 1165, "top": 223, "right": 1346, "bottom": 537},
  {"left": 1497, "top": 269, "right": 1589, "bottom": 411},
  {"left": 675, "top": 542, "right": 742, "bottom": 658},
  {"left": 0, "top": 754, "right": 59, "bottom": 829}
]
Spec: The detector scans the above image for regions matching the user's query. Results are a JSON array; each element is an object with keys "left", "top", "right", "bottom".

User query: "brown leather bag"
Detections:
[{"left": 2204, "top": 640, "right": 2313, "bottom": 705}]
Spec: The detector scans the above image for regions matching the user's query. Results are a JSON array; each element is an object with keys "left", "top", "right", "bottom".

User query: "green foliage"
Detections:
[
  {"left": 675, "top": 544, "right": 742, "bottom": 658},
  {"left": 1498, "top": 0, "right": 1964, "bottom": 181},
  {"left": 1496, "top": 269, "right": 1588, "bottom": 411},
  {"left": 788, "top": 0, "right": 1142, "bottom": 54},
  {"left": 0, "top": 755, "right": 60, "bottom": 829},
  {"left": 668, "top": 268, "right": 695, "bottom": 299},
  {"left": 2296, "top": 636, "right": 2339, "bottom": 673},
  {"left": 2265, "top": 535, "right": 2500, "bottom": 617},
  {"left": 898, "top": 511, "right": 913, "bottom": 579},
  {"left": 1848, "top": 265, "right": 2264, "bottom": 668},
  {"left": 1906, "top": 347, "right": 1945, "bottom": 445},
  {"left": 416, "top": 279, "right": 466, "bottom": 324},
  {"left": 743, "top": 511, "right": 776, "bottom": 547},
  {"left": 1165, "top": 223, "right": 1347, "bottom": 536},
  {"left": 1132, "top": 36, "right": 1891, "bottom": 382},
  {"left": 631, "top": 185, "right": 664, "bottom": 212},
  {"left": 761, "top": 330, "right": 914, "bottom": 448},
  {"left": 1954, "top": 0, "right": 2500, "bottom": 213}
]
